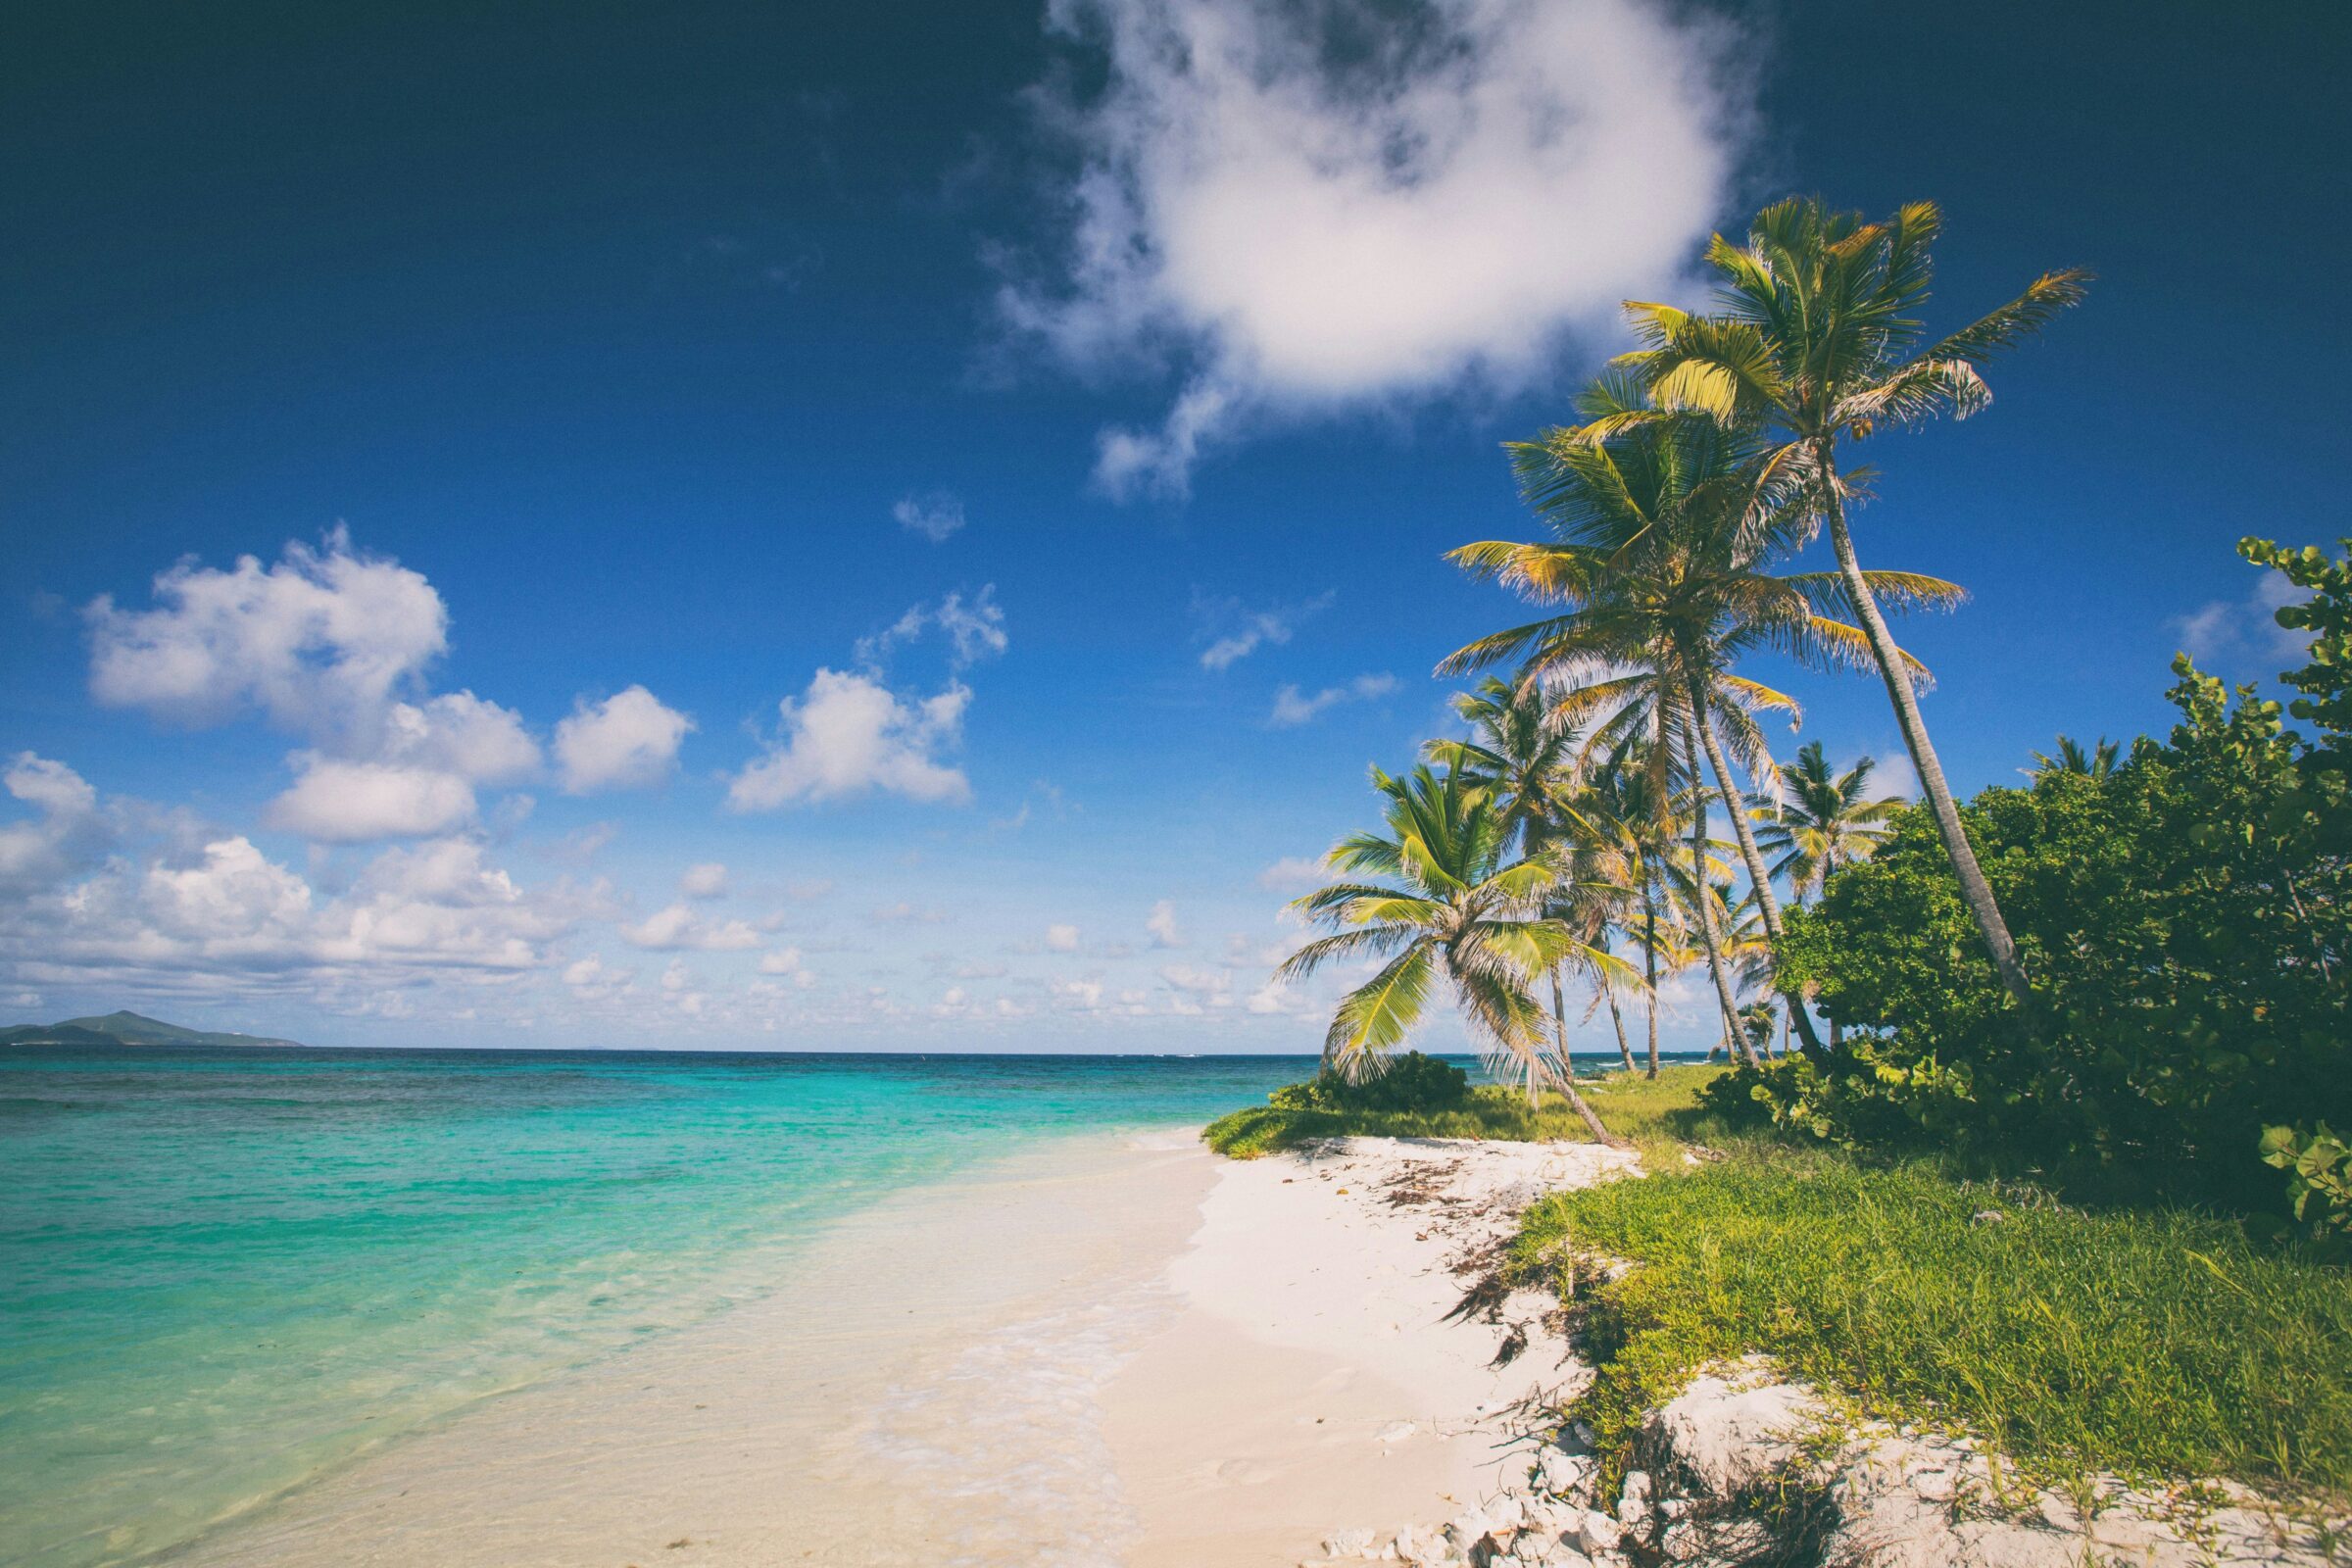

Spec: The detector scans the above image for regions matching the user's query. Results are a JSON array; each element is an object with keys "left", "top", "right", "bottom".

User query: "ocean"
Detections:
[{"left": 0, "top": 1046, "right": 1317, "bottom": 1568}]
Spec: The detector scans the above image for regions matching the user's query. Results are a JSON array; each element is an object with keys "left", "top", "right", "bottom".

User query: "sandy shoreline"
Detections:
[{"left": 158, "top": 1128, "right": 1631, "bottom": 1568}]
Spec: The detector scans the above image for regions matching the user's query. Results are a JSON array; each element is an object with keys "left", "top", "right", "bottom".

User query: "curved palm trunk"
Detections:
[
  {"left": 1603, "top": 982, "right": 1637, "bottom": 1071},
  {"left": 1678, "top": 675, "right": 1834, "bottom": 1069},
  {"left": 1815, "top": 447, "right": 2040, "bottom": 1039},
  {"left": 1548, "top": 966, "right": 1623, "bottom": 1146},
  {"left": 1681, "top": 727, "right": 1759, "bottom": 1066}
]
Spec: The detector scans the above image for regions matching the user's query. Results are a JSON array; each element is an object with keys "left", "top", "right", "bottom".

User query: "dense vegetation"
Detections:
[
  {"left": 1743, "top": 545, "right": 2352, "bottom": 1227},
  {"left": 1256, "top": 193, "right": 2347, "bottom": 1238},
  {"left": 1215, "top": 193, "right": 2352, "bottom": 1505},
  {"left": 1204, "top": 1060, "right": 1726, "bottom": 1158}
]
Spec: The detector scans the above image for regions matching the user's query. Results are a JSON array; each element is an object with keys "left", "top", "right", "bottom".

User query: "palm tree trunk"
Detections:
[
  {"left": 1815, "top": 445, "right": 2039, "bottom": 1038},
  {"left": 1547, "top": 967, "right": 1624, "bottom": 1145},
  {"left": 1603, "top": 982, "right": 1637, "bottom": 1071},
  {"left": 1642, "top": 883, "right": 1661, "bottom": 1080},
  {"left": 1681, "top": 727, "right": 1759, "bottom": 1066},
  {"left": 1677, "top": 682, "right": 1834, "bottom": 1069}
]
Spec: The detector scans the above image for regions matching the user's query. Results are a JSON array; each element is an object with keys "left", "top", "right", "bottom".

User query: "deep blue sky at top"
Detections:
[{"left": 0, "top": 1, "right": 2346, "bottom": 1048}]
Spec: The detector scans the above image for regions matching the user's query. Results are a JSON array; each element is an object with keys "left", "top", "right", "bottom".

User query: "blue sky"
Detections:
[{"left": 2, "top": 1, "right": 2344, "bottom": 1052}]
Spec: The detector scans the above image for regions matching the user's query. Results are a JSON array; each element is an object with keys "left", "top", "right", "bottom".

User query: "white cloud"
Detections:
[
  {"left": 2175, "top": 571, "right": 2313, "bottom": 671},
  {"left": 1146, "top": 898, "right": 1187, "bottom": 949},
  {"left": 1255, "top": 855, "right": 1325, "bottom": 891},
  {"left": 678, "top": 861, "right": 729, "bottom": 899},
  {"left": 382, "top": 693, "right": 540, "bottom": 784},
  {"left": 554, "top": 686, "right": 694, "bottom": 794},
  {"left": 620, "top": 902, "right": 760, "bottom": 952},
  {"left": 85, "top": 526, "right": 449, "bottom": 741},
  {"left": 0, "top": 754, "right": 111, "bottom": 895},
  {"left": 1270, "top": 672, "right": 1398, "bottom": 727},
  {"left": 857, "top": 586, "right": 1009, "bottom": 671},
  {"left": 264, "top": 757, "right": 478, "bottom": 843},
  {"left": 758, "top": 946, "right": 808, "bottom": 976},
  {"left": 1045, "top": 922, "right": 1082, "bottom": 953},
  {"left": 1195, "top": 588, "right": 1333, "bottom": 669},
  {"left": 893, "top": 490, "right": 967, "bottom": 543},
  {"left": 1004, "top": 0, "right": 1746, "bottom": 495},
  {"left": 727, "top": 668, "right": 974, "bottom": 809}
]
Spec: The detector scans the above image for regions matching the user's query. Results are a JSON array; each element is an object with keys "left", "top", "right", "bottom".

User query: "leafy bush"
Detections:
[
  {"left": 2265, "top": 1123, "right": 2352, "bottom": 1246},
  {"left": 1773, "top": 539, "right": 2350, "bottom": 1212},
  {"left": 1265, "top": 1050, "right": 1469, "bottom": 1112}
]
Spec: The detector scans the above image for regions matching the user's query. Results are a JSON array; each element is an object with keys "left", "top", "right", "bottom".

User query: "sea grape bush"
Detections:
[{"left": 1756, "top": 539, "right": 2350, "bottom": 1223}]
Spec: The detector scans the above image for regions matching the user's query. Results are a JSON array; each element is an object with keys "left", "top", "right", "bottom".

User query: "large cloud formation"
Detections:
[
  {"left": 1004, "top": 0, "right": 1748, "bottom": 496},
  {"left": 83, "top": 531, "right": 688, "bottom": 841}
]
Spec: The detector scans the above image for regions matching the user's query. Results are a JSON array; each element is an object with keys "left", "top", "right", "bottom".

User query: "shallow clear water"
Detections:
[{"left": 0, "top": 1047, "right": 1313, "bottom": 1568}]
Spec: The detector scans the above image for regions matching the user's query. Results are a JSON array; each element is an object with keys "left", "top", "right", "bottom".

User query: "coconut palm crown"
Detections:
[
  {"left": 1753, "top": 741, "right": 1904, "bottom": 904},
  {"left": 1276, "top": 765, "right": 1636, "bottom": 1138},
  {"left": 1601, "top": 196, "right": 2088, "bottom": 1032}
]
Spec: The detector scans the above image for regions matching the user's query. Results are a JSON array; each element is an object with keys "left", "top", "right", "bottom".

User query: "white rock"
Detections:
[
  {"left": 1377, "top": 1421, "right": 1420, "bottom": 1445},
  {"left": 1564, "top": 1506, "right": 1622, "bottom": 1553},
  {"left": 1322, "top": 1528, "right": 1377, "bottom": 1556},
  {"left": 1535, "top": 1448, "right": 1596, "bottom": 1497},
  {"left": 1644, "top": 1373, "right": 1821, "bottom": 1498},
  {"left": 1615, "top": 1470, "right": 1651, "bottom": 1526}
]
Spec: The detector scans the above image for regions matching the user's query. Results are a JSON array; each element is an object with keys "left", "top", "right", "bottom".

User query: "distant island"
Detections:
[{"left": 0, "top": 1010, "right": 308, "bottom": 1050}]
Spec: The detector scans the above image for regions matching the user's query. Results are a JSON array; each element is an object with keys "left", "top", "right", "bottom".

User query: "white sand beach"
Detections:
[{"left": 162, "top": 1130, "right": 1634, "bottom": 1568}]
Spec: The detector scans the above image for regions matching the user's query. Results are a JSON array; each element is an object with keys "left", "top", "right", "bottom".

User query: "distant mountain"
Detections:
[{"left": 0, "top": 1010, "right": 308, "bottom": 1050}]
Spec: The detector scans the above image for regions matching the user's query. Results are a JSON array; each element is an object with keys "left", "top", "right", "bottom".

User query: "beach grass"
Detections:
[
  {"left": 1201, "top": 1063, "right": 1734, "bottom": 1157},
  {"left": 1516, "top": 1149, "right": 2352, "bottom": 1500}
]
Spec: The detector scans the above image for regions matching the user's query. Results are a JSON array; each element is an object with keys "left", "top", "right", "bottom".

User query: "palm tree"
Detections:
[
  {"left": 2028, "top": 734, "right": 2121, "bottom": 780},
  {"left": 1276, "top": 764, "right": 1635, "bottom": 1144},
  {"left": 1752, "top": 741, "right": 1903, "bottom": 906},
  {"left": 1577, "top": 737, "right": 1695, "bottom": 1079},
  {"left": 1442, "top": 407, "right": 1958, "bottom": 1066},
  {"left": 1425, "top": 674, "right": 1632, "bottom": 1094},
  {"left": 1611, "top": 197, "right": 2088, "bottom": 1034}
]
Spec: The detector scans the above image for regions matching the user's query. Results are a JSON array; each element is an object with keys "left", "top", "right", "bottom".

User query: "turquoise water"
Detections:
[{"left": 0, "top": 1047, "right": 1313, "bottom": 1568}]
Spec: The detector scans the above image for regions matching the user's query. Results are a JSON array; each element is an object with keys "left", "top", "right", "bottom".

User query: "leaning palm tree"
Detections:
[
  {"left": 1610, "top": 197, "right": 2087, "bottom": 1033},
  {"left": 1752, "top": 741, "right": 1904, "bottom": 906},
  {"left": 1443, "top": 407, "right": 1958, "bottom": 1065},
  {"left": 2028, "top": 734, "right": 2121, "bottom": 780},
  {"left": 1277, "top": 764, "right": 1635, "bottom": 1144}
]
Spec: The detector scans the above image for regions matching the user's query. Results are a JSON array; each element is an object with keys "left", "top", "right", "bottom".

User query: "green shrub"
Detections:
[
  {"left": 1772, "top": 538, "right": 2351, "bottom": 1212},
  {"left": 2265, "top": 1122, "right": 2352, "bottom": 1247},
  {"left": 1265, "top": 1051, "right": 1469, "bottom": 1112}
]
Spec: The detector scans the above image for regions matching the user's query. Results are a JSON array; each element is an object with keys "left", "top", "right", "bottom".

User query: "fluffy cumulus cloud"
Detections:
[
  {"left": 78, "top": 531, "right": 700, "bottom": 849},
  {"left": 85, "top": 526, "right": 449, "bottom": 739},
  {"left": 1045, "top": 922, "right": 1082, "bottom": 953},
  {"left": 264, "top": 758, "right": 479, "bottom": 842},
  {"left": 619, "top": 902, "right": 760, "bottom": 952},
  {"left": 677, "top": 861, "right": 730, "bottom": 899},
  {"left": 1146, "top": 899, "right": 1187, "bottom": 949},
  {"left": 554, "top": 686, "right": 695, "bottom": 794},
  {"left": 0, "top": 754, "right": 112, "bottom": 895},
  {"left": 731, "top": 592, "right": 1010, "bottom": 812},
  {"left": 727, "top": 670, "right": 975, "bottom": 809},
  {"left": 1270, "top": 672, "right": 1397, "bottom": 726},
  {"left": 0, "top": 760, "right": 602, "bottom": 1001},
  {"left": 893, "top": 490, "right": 967, "bottom": 543},
  {"left": 1005, "top": 0, "right": 1748, "bottom": 495}
]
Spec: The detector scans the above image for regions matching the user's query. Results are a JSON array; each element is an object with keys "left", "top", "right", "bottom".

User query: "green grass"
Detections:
[
  {"left": 1200, "top": 1063, "right": 1734, "bottom": 1157},
  {"left": 1516, "top": 1151, "right": 2352, "bottom": 1499}
]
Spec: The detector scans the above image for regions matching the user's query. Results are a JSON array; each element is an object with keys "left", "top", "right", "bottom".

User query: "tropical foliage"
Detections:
[{"left": 1745, "top": 539, "right": 2352, "bottom": 1224}]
